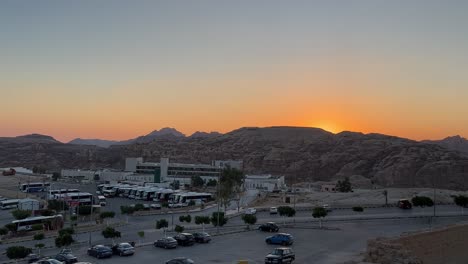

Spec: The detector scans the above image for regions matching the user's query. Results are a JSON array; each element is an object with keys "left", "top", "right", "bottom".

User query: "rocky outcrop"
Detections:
[
  {"left": 423, "top": 135, "right": 468, "bottom": 154},
  {"left": 1, "top": 127, "right": 468, "bottom": 190}
]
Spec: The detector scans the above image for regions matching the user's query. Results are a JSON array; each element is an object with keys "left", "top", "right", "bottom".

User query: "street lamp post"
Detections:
[{"left": 216, "top": 166, "right": 221, "bottom": 234}]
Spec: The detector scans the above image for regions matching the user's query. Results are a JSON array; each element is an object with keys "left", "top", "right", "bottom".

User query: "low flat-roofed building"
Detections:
[{"left": 244, "top": 174, "right": 286, "bottom": 192}]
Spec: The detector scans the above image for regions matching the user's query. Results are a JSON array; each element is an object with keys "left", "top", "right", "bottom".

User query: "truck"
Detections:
[{"left": 2, "top": 168, "right": 16, "bottom": 176}]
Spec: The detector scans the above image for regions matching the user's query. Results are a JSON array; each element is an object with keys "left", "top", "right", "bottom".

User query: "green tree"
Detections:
[
  {"left": 11, "top": 209, "right": 31, "bottom": 220},
  {"left": 52, "top": 172, "right": 61, "bottom": 181},
  {"left": 0, "top": 227, "right": 8, "bottom": 236},
  {"left": 174, "top": 225, "right": 184, "bottom": 233},
  {"left": 195, "top": 216, "right": 211, "bottom": 232},
  {"left": 453, "top": 195, "right": 468, "bottom": 214},
  {"left": 156, "top": 219, "right": 169, "bottom": 236},
  {"left": 102, "top": 227, "right": 121, "bottom": 242},
  {"left": 34, "top": 233, "right": 45, "bottom": 240},
  {"left": 335, "top": 177, "right": 352, "bottom": 192},
  {"left": 40, "top": 209, "right": 55, "bottom": 216},
  {"left": 6, "top": 246, "right": 32, "bottom": 260},
  {"left": 170, "top": 180, "right": 180, "bottom": 190},
  {"left": 383, "top": 190, "right": 388, "bottom": 206},
  {"left": 55, "top": 233, "right": 74, "bottom": 248},
  {"left": 47, "top": 200, "right": 69, "bottom": 211},
  {"left": 218, "top": 167, "right": 245, "bottom": 211},
  {"left": 241, "top": 214, "right": 257, "bottom": 229},
  {"left": 35, "top": 243, "right": 45, "bottom": 254},
  {"left": 352, "top": 206, "right": 364, "bottom": 212},
  {"left": 211, "top": 212, "right": 228, "bottom": 227},
  {"left": 59, "top": 227, "right": 75, "bottom": 237},
  {"left": 278, "top": 206, "right": 296, "bottom": 217},
  {"left": 137, "top": 231, "right": 145, "bottom": 244},
  {"left": 32, "top": 224, "right": 43, "bottom": 231},
  {"left": 5, "top": 223, "right": 17, "bottom": 232},
  {"left": 207, "top": 179, "right": 217, "bottom": 187},
  {"left": 188, "top": 200, "right": 196, "bottom": 207},
  {"left": 412, "top": 196, "right": 434, "bottom": 207},
  {"left": 312, "top": 207, "right": 328, "bottom": 228},
  {"left": 191, "top": 175, "right": 204, "bottom": 188},
  {"left": 78, "top": 206, "right": 92, "bottom": 215}
]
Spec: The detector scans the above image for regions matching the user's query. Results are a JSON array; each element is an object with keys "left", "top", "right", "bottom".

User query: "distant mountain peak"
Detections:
[
  {"left": 17, "top": 134, "right": 60, "bottom": 143},
  {"left": 189, "top": 131, "right": 222, "bottom": 138},
  {"left": 146, "top": 127, "right": 185, "bottom": 137}
]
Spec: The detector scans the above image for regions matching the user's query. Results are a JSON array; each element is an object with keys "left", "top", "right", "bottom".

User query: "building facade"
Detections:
[{"left": 244, "top": 174, "right": 286, "bottom": 192}]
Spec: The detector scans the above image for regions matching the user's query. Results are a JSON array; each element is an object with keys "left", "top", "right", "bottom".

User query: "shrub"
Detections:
[
  {"left": 335, "top": 177, "right": 352, "bottom": 192},
  {"left": 120, "top": 205, "right": 135, "bottom": 215},
  {"left": 195, "top": 216, "right": 211, "bottom": 225},
  {"left": 174, "top": 225, "right": 184, "bottom": 233},
  {"left": 312, "top": 207, "right": 328, "bottom": 218},
  {"left": 0, "top": 227, "right": 8, "bottom": 235},
  {"left": 161, "top": 201, "right": 169, "bottom": 208},
  {"left": 102, "top": 227, "right": 121, "bottom": 239},
  {"left": 137, "top": 231, "right": 144, "bottom": 238},
  {"left": 70, "top": 215, "right": 78, "bottom": 221},
  {"left": 242, "top": 214, "right": 257, "bottom": 225},
  {"left": 11, "top": 209, "right": 31, "bottom": 220},
  {"left": 179, "top": 215, "right": 192, "bottom": 223},
  {"left": 59, "top": 227, "right": 74, "bottom": 236},
  {"left": 211, "top": 212, "right": 228, "bottom": 227},
  {"left": 352, "top": 206, "right": 364, "bottom": 212},
  {"left": 134, "top": 204, "right": 145, "bottom": 211},
  {"left": 206, "top": 179, "right": 217, "bottom": 187},
  {"left": 33, "top": 233, "right": 45, "bottom": 240},
  {"left": 78, "top": 206, "right": 92, "bottom": 215},
  {"left": 278, "top": 206, "right": 296, "bottom": 217},
  {"left": 40, "top": 209, "right": 55, "bottom": 216},
  {"left": 55, "top": 233, "right": 74, "bottom": 248},
  {"left": 6, "top": 246, "right": 32, "bottom": 260},
  {"left": 188, "top": 200, "right": 196, "bottom": 206},
  {"left": 454, "top": 195, "right": 468, "bottom": 208},
  {"left": 191, "top": 175, "right": 204, "bottom": 187},
  {"left": 5, "top": 223, "right": 17, "bottom": 232},
  {"left": 412, "top": 196, "right": 434, "bottom": 207},
  {"left": 99, "top": 211, "right": 115, "bottom": 219}
]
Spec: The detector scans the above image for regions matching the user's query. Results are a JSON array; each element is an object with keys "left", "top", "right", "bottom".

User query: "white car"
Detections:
[
  {"left": 245, "top": 208, "right": 257, "bottom": 215},
  {"left": 269, "top": 207, "right": 278, "bottom": 214}
]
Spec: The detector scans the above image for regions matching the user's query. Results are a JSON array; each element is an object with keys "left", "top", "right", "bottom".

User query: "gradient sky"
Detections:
[{"left": 1, "top": 0, "right": 468, "bottom": 142}]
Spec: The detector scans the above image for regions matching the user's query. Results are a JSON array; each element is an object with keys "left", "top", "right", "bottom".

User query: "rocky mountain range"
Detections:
[
  {"left": 1, "top": 127, "right": 468, "bottom": 190},
  {"left": 68, "top": 127, "right": 219, "bottom": 148},
  {"left": 422, "top": 135, "right": 468, "bottom": 154}
]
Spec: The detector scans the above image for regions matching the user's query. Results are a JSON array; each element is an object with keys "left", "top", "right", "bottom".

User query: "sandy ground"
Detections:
[{"left": 253, "top": 188, "right": 468, "bottom": 208}]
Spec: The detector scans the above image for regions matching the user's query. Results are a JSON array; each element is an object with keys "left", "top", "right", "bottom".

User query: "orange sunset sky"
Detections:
[{"left": 1, "top": 1, "right": 467, "bottom": 142}]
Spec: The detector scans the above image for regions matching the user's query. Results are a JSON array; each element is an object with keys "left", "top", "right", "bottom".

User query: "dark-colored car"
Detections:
[
  {"left": 193, "top": 232, "right": 211, "bottom": 243},
  {"left": 398, "top": 199, "right": 412, "bottom": 209},
  {"left": 166, "top": 257, "right": 195, "bottom": 264},
  {"left": 112, "top": 242, "right": 135, "bottom": 256},
  {"left": 33, "top": 259, "right": 63, "bottom": 264},
  {"left": 54, "top": 253, "right": 78, "bottom": 264},
  {"left": 259, "top": 222, "right": 279, "bottom": 232},
  {"left": 265, "top": 247, "right": 295, "bottom": 264},
  {"left": 173, "top": 233, "right": 195, "bottom": 246},
  {"left": 87, "top": 245, "right": 113, "bottom": 259},
  {"left": 265, "top": 233, "right": 294, "bottom": 246},
  {"left": 27, "top": 254, "right": 42, "bottom": 263},
  {"left": 154, "top": 237, "right": 178, "bottom": 249}
]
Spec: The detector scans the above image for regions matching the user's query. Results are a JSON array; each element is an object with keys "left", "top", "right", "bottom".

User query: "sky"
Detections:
[{"left": 1, "top": 0, "right": 468, "bottom": 142}]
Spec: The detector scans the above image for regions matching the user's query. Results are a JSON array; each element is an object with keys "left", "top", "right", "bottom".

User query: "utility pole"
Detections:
[{"left": 216, "top": 166, "right": 221, "bottom": 234}]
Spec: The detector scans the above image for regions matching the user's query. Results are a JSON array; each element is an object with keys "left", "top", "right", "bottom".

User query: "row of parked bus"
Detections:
[{"left": 96, "top": 184, "right": 213, "bottom": 207}]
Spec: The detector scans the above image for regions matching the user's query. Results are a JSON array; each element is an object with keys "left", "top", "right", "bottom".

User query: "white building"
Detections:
[
  {"left": 18, "top": 198, "right": 40, "bottom": 211},
  {"left": 244, "top": 174, "right": 286, "bottom": 192},
  {"left": 212, "top": 160, "right": 243, "bottom": 170}
]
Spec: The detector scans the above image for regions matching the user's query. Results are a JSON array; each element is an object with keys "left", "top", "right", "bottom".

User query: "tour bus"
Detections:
[
  {"left": 102, "top": 189, "right": 116, "bottom": 198},
  {"left": 20, "top": 182, "right": 50, "bottom": 193},
  {"left": 119, "top": 187, "right": 133, "bottom": 198},
  {"left": 55, "top": 192, "right": 93, "bottom": 205},
  {"left": 135, "top": 187, "right": 153, "bottom": 200},
  {"left": 153, "top": 189, "right": 176, "bottom": 202},
  {"left": 128, "top": 187, "right": 145, "bottom": 199},
  {"left": 0, "top": 199, "right": 20, "bottom": 210},
  {"left": 142, "top": 188, "right": 163, "bottom": 201},
  {"left": 48, "top": 189, "right": 80, "bottom": 200},
  {"left": 12, "top": 214, "right": 64, "bottom": 231},
  {"left": 171, "top": 192, "right": 212, "bottom": 205}
]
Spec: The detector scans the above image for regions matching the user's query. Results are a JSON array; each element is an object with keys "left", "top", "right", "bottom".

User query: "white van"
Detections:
[{"left": 97, "top": 195, "right": 106, "bottom": 206}]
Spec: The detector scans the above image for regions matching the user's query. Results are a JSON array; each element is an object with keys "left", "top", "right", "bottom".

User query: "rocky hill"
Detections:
[
  {"left": 422, "top": 135, "right": 468, "bottom": 154},
  {"left": 2, "top": 127, "right": 468, "bottom": 190}
]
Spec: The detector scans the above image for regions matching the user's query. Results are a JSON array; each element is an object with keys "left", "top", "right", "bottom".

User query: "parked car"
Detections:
[
  {"left": 173, "top": 233, "right": 195, "bottom": 246},
  {"left": 151, "top": 203, "right": 162, "bottom": 210},
  {"left": 265, "top": 233, "right": 294, "bottom": 246},
  {"left": 398, "top": 199, "right": 412, "bottom": 209},
  {"left": 270, "top": 207, "right": 278, "bottom": 214},
  {"left": 154, "top": 237, "right": 178, "bottom": 249},
  {"left": 87, "top": 245, "right": 113, "bottom": 259},
  {"left": 265, "top": 247, "right": 295, "bottom": 264},
  {"left": 32, "top": 259, "right": 64, "bottom": 264},
  {"left": 112, "top": 242, "right": 135, "bottom": 256},
  {"left": 166, "top": 257, "right": 195, "bottom": 264},
  {"left": 143, "top": 204, "right": 151, "bottom": 210},
  {"left": 193, "top": 232, "right": 211, "bottom": 243},
  {"left": 53, "top": 253, "right": 78, "bottom": 264},
  {"left": 245, "top": 208, "right": 257, "bottom": 215},
  {"left": 259, "top": 222, "right": 279, "bottom": 232},
  {"left": 27, "top": 254, "right": 42, "bottom": 263},
  {"left": 59, "top": 249, "right": 72, "bottom": 255}
]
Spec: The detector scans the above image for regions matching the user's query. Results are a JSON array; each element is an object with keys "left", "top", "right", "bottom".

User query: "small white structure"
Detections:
[
  {"left": 244, "top": 175, "right": 286, "bottom": 192},
  {"left": 321, "top": 184, "right": 336, "bottom": 192},
  {"left": 18, "top": 198, "right": 40, "bottom": 211}
]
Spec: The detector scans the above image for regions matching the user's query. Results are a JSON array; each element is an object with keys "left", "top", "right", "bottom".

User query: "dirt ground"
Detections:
[
  {"left": 0, "top": 174, "right": 49, "bottom": 199},
  {"left": 252, "top": 187, "right": 468, "bottom": 208}
]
